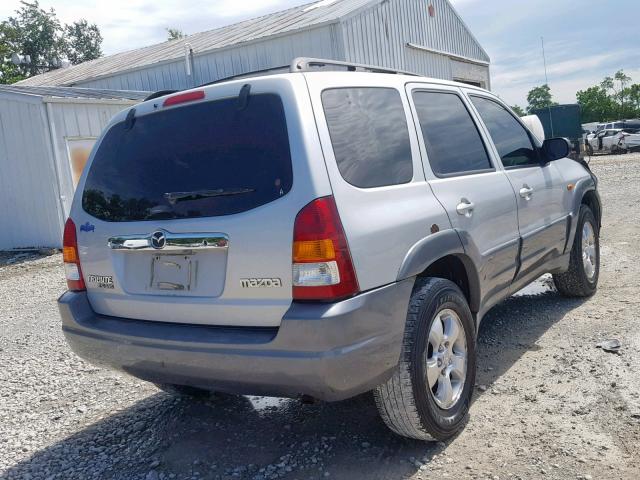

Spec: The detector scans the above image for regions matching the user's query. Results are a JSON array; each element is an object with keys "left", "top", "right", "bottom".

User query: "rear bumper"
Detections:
[{"left": 58, "top": 279, "right": 414, "bottom": 401}]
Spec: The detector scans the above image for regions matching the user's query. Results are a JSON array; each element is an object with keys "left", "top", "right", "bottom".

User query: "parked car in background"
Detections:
[
  {"left": 587, "top": 119, "right": 640, "bottom": 135},
  {"left": 624, "top": 130, "right": 640, "bottom": 151},
  {"left": 603, "top": 120, "right": 640, "bottom": 131},
  {"left": 58, "top": 58, "right": 602, "bottom": 442},
  {"left": 581, "top": 122, "right": 600, "bottom": 134},
  {"left": 586, "top": 128, "right": 640, "bottom": 155}
]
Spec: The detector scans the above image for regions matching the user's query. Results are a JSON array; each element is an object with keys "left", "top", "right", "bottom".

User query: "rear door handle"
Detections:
[
  {"left": 456, "top": 198, "right": 475, "bottom": 217},
  {"left": 519, "top": 185, "right": 534, "bottom": 200}
]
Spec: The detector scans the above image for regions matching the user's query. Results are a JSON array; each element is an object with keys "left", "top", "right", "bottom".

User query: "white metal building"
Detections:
[
  {"left": 0, "top": 86, "right": 148, "bottom": 250},
  {"left": 3, "top": 0, "right": 490, "bottom": 250},
  {"left": 17, "top": 0, "right": 490, "bottom": 91}
]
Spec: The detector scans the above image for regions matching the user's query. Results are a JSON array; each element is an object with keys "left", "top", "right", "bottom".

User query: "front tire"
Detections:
[
  {"left": 374, "top": 277, "right": 476, "bottom": 441},
  {"left": 553, "top": 205, "right": 599, "bottom": 297}
]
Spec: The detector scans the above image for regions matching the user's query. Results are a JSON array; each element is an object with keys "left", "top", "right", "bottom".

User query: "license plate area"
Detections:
[{"left": 151, "top": 254, "right": 193, "bottom": 291}]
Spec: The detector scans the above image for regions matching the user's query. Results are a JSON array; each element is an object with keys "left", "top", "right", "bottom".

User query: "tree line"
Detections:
[
  {"left": 0, "top": 2, "right": 190, "bottom": 85},
  {"left": 0, "top": 1, "right": 103, "bottom": 84},
  {"left": 511, "top": 70, "right": 639, "bottom": 124}
]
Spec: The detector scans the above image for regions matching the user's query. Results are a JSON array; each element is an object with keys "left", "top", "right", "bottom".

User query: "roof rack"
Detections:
[
  {"left": 199, "top": 64, "right": 290, "bottom": 87},
  {"left": 290, "top": 57, "right": 419, "bottom": 76},
  {"left": 145, "top": 57, "right": 420, "bottom": 101}
]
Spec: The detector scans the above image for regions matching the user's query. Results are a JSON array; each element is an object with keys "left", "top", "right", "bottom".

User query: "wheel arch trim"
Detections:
[
  {"left": 566, "top": 177, "right": 601, "bottom": 251},
  {"left": 396, "top": 229, "right": 481, "bottom": 313}
]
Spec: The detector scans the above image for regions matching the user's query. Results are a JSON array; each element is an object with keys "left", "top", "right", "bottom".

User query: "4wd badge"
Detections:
[
  {"left": 240, "top": 278, "right": 282, "bottom": 288},
  {"left": 87, "top": 274, "right": 115, "bottom": 289}
]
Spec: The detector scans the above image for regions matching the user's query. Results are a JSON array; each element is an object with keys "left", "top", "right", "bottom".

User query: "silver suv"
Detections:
[{"left": 59, "top": 59, "right": 601, "bottom": 441}]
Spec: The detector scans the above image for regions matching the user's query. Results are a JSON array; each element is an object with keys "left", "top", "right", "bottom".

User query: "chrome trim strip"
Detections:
[{"left": 108, "top": 231, "right": 229, "bottom": 251}]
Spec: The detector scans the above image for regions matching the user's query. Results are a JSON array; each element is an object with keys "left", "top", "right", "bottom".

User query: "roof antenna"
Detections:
[{"left": 541, "top": 36, "right": 554, "bottom": 138}]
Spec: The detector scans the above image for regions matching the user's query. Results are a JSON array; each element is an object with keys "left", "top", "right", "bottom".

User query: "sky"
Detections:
[{"left": 1, "top": 0, "right": 638, "bottom": 106}]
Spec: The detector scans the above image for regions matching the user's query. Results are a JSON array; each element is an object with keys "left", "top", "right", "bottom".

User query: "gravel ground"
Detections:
[{"left": 1, "top": 152, "right": 639, "bottom": 480}]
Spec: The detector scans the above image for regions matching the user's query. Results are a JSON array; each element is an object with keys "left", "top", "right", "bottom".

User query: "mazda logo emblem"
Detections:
[{"left": 150, "top": 231, "right": 166, "bottom": 249}]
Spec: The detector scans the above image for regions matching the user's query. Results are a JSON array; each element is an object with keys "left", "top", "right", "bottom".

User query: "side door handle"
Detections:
[
  {"left": 456, "top": 198, "right": 475, "bottom": 217},
  {"left": 519, "top": 185, "right": 534, "bottom": 200}
]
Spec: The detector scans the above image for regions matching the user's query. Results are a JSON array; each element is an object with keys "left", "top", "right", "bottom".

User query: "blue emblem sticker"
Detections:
[{"left": 80, "top": 222, "right": 95, "bottom": 233}]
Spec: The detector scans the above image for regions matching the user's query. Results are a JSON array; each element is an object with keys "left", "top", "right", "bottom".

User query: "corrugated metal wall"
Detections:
[
  {"left": 0, "top": 95, "right": 62, "bottom": 250},
  {"left": 71, "top": 2, "right": 489, "bottom": 91},
  {"left": 0, "top": 94, "right": 134, "bottom": 250},
  {"left": 78, "top": 25, "right": 343, "bottom": 91},
  {"left": 340, "top": 0, "right": 488, "bottom": 81},
  {"left": 192, "top": 25, "right": 342, "bottom": 86},
  {"left": 46, "top": 101, "right": 132, "bottom": 218},
  {"left": 79, "top": 60, "right": 190, "bottom": 91}
]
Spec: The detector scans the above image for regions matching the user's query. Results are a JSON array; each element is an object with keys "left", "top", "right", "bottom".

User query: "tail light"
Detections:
[
  {"left": 292, "top": 196, "right": 359, "bottom": 301},
  {"left": 63, "top": 219, "right": 86, "bottom": 291}
]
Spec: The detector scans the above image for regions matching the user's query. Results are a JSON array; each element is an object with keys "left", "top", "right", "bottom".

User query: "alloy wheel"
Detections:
[{"left": 425, "top": 308, "right": 468, "bottom": 410}]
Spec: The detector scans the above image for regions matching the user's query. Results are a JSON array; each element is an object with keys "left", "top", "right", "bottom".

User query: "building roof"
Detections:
[
  {"left": 17, "top": 0, "right": 488, "bottom": 88},
  {"left": 0, "top": 84, "right": 149, "bottom": 100},
  {"left": 17, "top": 0, "right": 377, "bottom": 87}
]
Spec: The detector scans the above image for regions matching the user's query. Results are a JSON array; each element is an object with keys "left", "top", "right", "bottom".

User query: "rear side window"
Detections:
[
  {"left": 322, "top": 87, "right": 413, "bottom": 188},
  {"left": 471, "top": 96, "right": 538, "bottom": 168},
  {"left": 412, "top": 91, "right": 492, "bottom": 176},
  {"left": 82, "top": 93, "right": 292, "bottom": 222}
]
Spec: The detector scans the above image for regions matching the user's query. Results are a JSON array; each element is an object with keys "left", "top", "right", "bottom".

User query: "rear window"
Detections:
[
  {"left": 82, "top": 93, "right": 292, "bottom": 222},
  {"left": 322, "top": 87, "right": 413, "bottom": 188}
]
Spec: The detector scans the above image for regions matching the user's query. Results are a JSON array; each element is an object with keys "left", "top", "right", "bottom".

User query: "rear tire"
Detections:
[
  {"left": 553, "top": 205, "right": 599, "bottom": 297},
  {"left": 374, "top": 277, "right": 476, "bottom": 441},
  {"left": 155, "top": 383, "right": 212, "bottom": 398}
]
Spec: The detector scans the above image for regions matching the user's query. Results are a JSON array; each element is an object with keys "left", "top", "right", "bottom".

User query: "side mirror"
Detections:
[{"left": 541, "top": 137, "right": 570, "bottom": 162}]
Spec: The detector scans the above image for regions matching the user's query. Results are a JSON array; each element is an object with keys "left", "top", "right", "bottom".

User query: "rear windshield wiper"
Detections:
[{"left": 164, "top": 188, "right": 255, "bottom": 204}]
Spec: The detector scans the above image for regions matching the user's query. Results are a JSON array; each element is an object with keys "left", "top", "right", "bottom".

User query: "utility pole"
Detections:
[{"left": 541, "top": 37, "right": 554, "bottom": 138}]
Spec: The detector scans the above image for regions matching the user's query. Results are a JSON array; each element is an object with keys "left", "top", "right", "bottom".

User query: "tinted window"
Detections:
[
  {"left": 471, "top": 96, "right": 539, "bottom": 168},
  {"left": 413, "top": 91, "right": 492, "bottom": 176},
  {"left": 82, "top": 94, "right": 292, "bottom": 222},
  {"left": 322, "top": 88, "right": 413, "bottom": 188}
]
